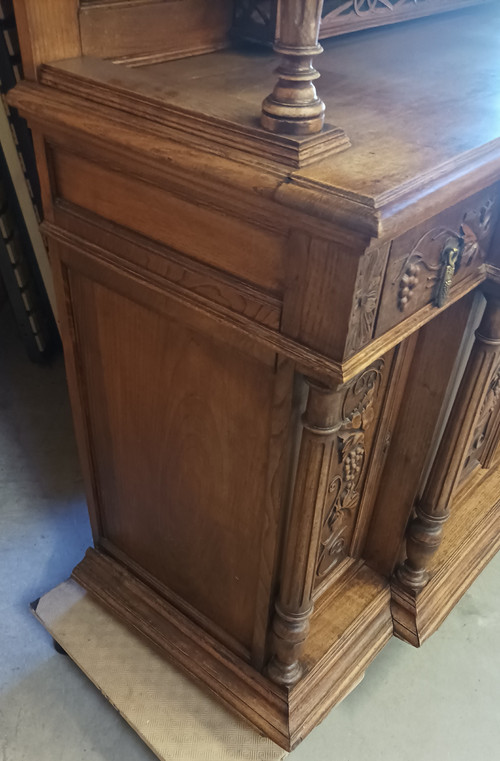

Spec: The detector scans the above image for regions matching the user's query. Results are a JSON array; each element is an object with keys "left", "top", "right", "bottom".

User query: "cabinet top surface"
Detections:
[{"left": 37, "top": 5, "right": 500, "bottom": 211}]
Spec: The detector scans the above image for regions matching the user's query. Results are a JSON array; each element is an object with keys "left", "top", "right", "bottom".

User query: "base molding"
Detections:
[
  {"left": 391, "top": 465, "right": 500, "bottom": 647},
  {"left": 72, "top": 548, "right": 391, "bottom": 750}
]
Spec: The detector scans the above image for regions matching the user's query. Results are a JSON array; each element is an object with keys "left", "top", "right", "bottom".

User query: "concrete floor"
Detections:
[{"left": 0, "top": 302, "right": 499, "bottom": 761}]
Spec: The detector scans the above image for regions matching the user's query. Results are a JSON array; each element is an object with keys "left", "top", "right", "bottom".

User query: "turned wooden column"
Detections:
[
  {"left": 261, "top": 0, "right": 326, "bottom": 135},
  {"left": 267, "top": 378, "right": 342, "bottom": 686},
  {"left": 396, "top": 293, "right": 500, "bottom": 593}
]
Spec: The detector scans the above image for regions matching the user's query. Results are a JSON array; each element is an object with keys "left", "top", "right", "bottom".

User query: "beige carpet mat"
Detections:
[{"left": 33, "top": 579, "right": 287, "bottom": 761}]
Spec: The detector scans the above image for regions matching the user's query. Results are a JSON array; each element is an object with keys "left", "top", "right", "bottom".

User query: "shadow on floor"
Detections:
[{"left": 0, "top": 304, "right": 82, "bottom": 503}]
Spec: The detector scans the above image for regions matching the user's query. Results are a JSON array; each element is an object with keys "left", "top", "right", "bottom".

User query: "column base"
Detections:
[
  {"left": 261, "top": 111, "right": 325, "bottom": 136},
  {"left": 261, "top": 95, "right": 326, "bottom": 136},
  {"left": 392, "top": 464, "right": 500, "bottom": 647}
]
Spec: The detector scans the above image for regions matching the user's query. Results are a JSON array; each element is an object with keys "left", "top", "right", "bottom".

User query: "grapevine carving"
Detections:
[
  {"left": 342, "top": 361, "right": 384, "bottom": 426},
  {"left": 395, "top": 196, "right": 495, "bottom": 313},
  {"left": 463, "top": 362, "right": 500, "bottom": 473},
  {"left": 345, "top": 246, "right": 387, "bottom": 358},
  {"left": 316, "top": 360, "right": 384, "bottom": 580},
  {"left": 395, "top": 229, "right": 454, "bottom": 313}
]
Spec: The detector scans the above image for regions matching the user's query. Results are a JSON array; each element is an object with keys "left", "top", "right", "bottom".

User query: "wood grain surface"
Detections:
[{"left": 10, "top": 0, "right": 500, "bottom": 750}]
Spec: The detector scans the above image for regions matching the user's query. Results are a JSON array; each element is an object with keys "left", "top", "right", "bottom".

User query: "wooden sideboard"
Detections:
[{"left": 11, "top": 0, "right": 500, "bottom": 751}]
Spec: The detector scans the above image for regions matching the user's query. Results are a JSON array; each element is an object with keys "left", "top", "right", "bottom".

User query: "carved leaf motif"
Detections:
[
  {"left": 463, "top": 197, "right": 496, "bottom": 240},
  {"left": 316, "top": 433, "right": 365, "bottom": 578},
  {"left": 316, "top": 524, "right": 347, "bottom": 578},
  {"left": 345, "top": 247, "right": 387, "bottom": 358},
  {"left": 460, "top": 224, "right": 479, "bottom": 266},
  {"left": 483, "top": 366, "right": 500, "bottom": 415},
  {"left": 342, "top": 359, "right": 384, "bottom": 425}
]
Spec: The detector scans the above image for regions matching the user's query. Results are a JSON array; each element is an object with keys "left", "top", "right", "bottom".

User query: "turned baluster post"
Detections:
[
  {"left": 396, "top": 293, "right": 500, "bottom": 593},
  {"left": 267, "top": 379, "right": 342, "bottom": 686},
  {"left": 261, "top": 0, "right": 326, "bottom": 135}
]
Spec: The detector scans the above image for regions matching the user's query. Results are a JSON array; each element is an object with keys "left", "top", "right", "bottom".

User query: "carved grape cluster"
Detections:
[
  {"left": 344, "top": 444, "right": 364, "bottom": 489},
  {"left": 398, "top": 262, "right": 420, "bottom": 311}
]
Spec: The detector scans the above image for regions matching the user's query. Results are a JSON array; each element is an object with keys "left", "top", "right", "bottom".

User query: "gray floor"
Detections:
[{"left": 0, "top": 303, "right": 499, "bottom": 761}]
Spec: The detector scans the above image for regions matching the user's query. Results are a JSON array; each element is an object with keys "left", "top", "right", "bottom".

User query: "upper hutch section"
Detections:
[
  {"left": 14, "top": 0, "right": 491, "bottom": 78},
  {"left": 12, "top": 0, "right": 490, "bottom": 171},
  {"left": 11, "top": 0, "right": 500, "bottom": 210},
  {"left": 233, "top": 0, "right": 490, "bottom": 40},
  {"left": 13, "top": 0, "right": 492, "bottom": 143},
  {"left": 14, "top": 0, "right": 234, "bottom": 77}
]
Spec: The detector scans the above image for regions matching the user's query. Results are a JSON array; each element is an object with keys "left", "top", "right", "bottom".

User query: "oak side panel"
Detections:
[
  {"left": 282, "top": 231, "right": 360, "bottom": 361},
  {"left": 51, "top": 203, "right": 283, "bottom": 331},
  {"left": 64, "top": 260, "right": 290, "bottom": 657},
  {"left": 51, "top": 149, "right": 285, "bottom": 294},
  {"left": 48, "top": 242, "right": 103, "bottom": 543}
]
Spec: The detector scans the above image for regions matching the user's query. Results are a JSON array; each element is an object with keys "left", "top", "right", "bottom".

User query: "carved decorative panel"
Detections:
[
  {"left": 320, "top": 0, "right": 490, "bottom": 36},
  {"left": 315, "top": 358, "right": 387, "bottom": 585},
  {"left": 376, "top": 187, "right": 500, "bottom": 338},
  {"left": 344, "top": 244, "right": 390, "bottom": 359},
  {"left": 397, "top": 199, "right": 495, "bottom": 313},
  {"left": 232, "top": 0, "right": 490, "bottom": 43},
  {"left": 462, "top": 361, "right": 500, "bottom": 478}
]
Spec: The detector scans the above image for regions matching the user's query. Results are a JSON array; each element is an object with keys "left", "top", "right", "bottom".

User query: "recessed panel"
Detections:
[{"left": 68, "top": 269, "right": 283, "bottom": 652}]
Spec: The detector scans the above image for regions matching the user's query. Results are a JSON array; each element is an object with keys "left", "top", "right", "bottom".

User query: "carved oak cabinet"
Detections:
[{"left": 11, "top": 0, "right": 500, "bottom": 751}]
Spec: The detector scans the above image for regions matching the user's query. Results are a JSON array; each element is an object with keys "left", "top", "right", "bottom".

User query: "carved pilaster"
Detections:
[
  {"left": 261, "top": 0, "right": 327, "bottom": 135},
  {"left": 315, "top": 360, "right": 386, "bottom": 582},
  {"left": 462, "top": 362, "right": 500, "bottom": 474},
  {"left": 267, "top": 358, "right": 389, "bottom": 685},
  {"left": 267, "top": 379, "right": 343, "bottom": 686},
  {"left": 396, "top": 293, "right": 500, "bottom": 594}
]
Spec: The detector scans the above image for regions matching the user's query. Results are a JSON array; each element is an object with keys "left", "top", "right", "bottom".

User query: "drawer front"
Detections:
[{"left": 375, "top": 186, "right": 500, "bottom": 337}]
